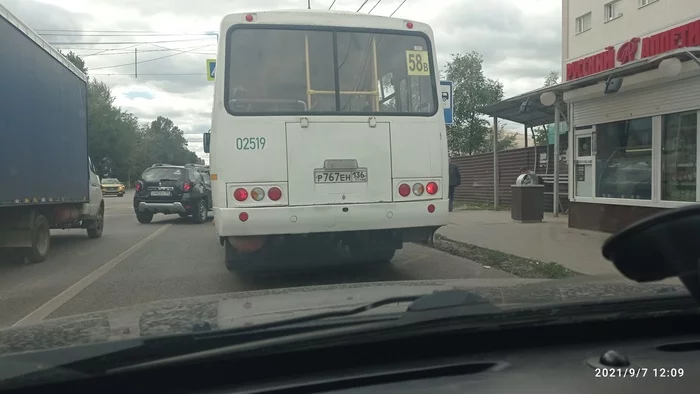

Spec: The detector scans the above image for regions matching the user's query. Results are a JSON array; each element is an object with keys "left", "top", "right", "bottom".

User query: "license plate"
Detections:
[
  {"left": 314, "top": 169, "right": 368, "bottom": 184},
  {"left": 150, "top": 191, "right": 171, "bottom": 196}
]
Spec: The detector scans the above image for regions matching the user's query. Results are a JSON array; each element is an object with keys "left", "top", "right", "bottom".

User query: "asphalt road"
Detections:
[{"left": 0, "top": 192, "right": 511, "bottom": 328}]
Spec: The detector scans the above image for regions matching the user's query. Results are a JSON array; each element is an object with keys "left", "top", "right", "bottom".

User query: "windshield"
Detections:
[
  {"left": 226, "top": 27, "right": 437, "bottom": 115},
  {"left": 141, "top": 167, "right": 185, "bottom": 182},
  {"left": 1, "top": 2, "right": 695, "bottom": 381}
]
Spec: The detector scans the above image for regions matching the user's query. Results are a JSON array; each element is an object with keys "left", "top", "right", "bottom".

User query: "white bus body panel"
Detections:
[{"left": 210, "top": 10, "right": 449, "bottom": 237}]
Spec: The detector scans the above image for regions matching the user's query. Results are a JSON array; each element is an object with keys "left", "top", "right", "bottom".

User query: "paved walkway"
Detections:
[{"left": 436, "top": 209, "right": 618, "bottom": 276}]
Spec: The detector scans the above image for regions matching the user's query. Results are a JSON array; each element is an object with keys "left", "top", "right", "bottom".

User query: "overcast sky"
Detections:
[{"left": 4, "top": 0, "right": 561, "bottom": 161}]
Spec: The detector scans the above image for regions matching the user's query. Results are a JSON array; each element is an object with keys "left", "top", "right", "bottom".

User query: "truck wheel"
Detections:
[
  {"left": 193, "top": 200, "right": 207, "bottom": 224},
  {"left": 136, "top": 212, "right": 153, "bottom": 224},
  {"left": 87, "top": 205, "right": 104, "bottom": 239},
  {"left": 24, "top": 214, "right": 50, "bottom": 264}
]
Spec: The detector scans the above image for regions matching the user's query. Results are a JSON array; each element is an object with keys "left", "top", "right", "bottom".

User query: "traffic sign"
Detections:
[
  {"left": 207, "top": 59, "right": 216, "bottom": 81},
  {"left": 440, "top": 80, "right": 453, "bottom": 125}
]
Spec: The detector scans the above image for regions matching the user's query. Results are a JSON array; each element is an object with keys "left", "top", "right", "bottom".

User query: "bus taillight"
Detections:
[
  {"left": 268, "top": 187, "right": 282, "bottom": 201},
  {"left": 234, "top": 188, "right": 248, "bottom": 201},
  {"left": 250, "top": 187, "right": 265, "bottom": 201},
  {"left": 426, "top": 182, "right": 438, "bottom": 195},
  {"left": 398, "top": 184, "right": 411, "bottom": 197},
  {"left": 406, "top": 21, "right": 414, "bottom": 29},
  {"left": 412, "top": 183, "right": 424, "bottom": 196}
]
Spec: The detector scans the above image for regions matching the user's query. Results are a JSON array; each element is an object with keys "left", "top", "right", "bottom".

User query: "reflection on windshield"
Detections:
[
  {"left": 101, "top": 178, "right": 120, "bottom": 184},
  {"left": 142, "top": 168, "right": 184, "bottom": 181}
]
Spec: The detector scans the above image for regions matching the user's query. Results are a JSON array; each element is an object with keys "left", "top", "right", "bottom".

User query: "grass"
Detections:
[
  {"left": 430, "top": 234, "right": 582, "bottom": 279},
  {"left": 454, "top": 202, "right": 509, "bottom": 211}
]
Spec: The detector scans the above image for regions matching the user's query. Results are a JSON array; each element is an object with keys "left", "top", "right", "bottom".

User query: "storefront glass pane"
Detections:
[
  {"left": 661, "top": 111, "right": 697, "bottom": 202},
  {"left": 595, "top": 117, "right": 652, "bottom": 199}
]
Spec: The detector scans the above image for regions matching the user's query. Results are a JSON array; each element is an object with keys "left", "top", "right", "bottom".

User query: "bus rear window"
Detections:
[{"left": 225, "top": 27, "right": 437, "bottom": 116}]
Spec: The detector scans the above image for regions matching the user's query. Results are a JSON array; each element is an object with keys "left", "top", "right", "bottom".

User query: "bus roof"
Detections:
[{"left": 220, "top": 10, "right": 433, "bottom": 35}]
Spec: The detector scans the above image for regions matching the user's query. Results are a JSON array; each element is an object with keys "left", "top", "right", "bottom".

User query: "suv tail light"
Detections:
[
  {"left": 183, "top": 182, "right": 192, "bottom": 192},
  {"left": 426, "top": 182, "right": 438, "bottom": 195},
  {"left": 233, "top": 188, "right": 248, "bottom": 201},
  {"left": 268, "top": 187, "right": 282, "bottom": 201},
  {"left": 135, "top": 182, "right": 142, "bottom": 191}
]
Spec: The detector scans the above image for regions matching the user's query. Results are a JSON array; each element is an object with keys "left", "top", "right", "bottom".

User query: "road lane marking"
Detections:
[{"left": 12, "top": 224, "right": 172, "bottom": 327}]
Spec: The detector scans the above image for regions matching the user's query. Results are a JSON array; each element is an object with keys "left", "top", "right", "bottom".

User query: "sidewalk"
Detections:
[{"left": 436, "top": 209, "right": 618, "bottom": 276}]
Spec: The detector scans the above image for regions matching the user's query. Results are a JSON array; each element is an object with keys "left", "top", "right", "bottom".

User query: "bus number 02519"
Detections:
[{"left": 236, "top": 137, "right": 266, "bottom": 150}]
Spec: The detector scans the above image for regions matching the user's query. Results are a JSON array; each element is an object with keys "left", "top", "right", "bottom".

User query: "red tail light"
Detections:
[
  {"left": 268, "top": 187, "right": 282, "bottom": 201},
  {"left": 183, "top": 182, "right": 192, "bottom": 192},
  {"left": 135, "top": 182, "right": 142, "bottom": 191},
  {"left": 398, "top": 183, "right": 411, "bottom": 197},
  {"left": 233, "top": 188, "right": 248, "bottom": 201},
  {"left": 426, "top": 182, "right": 438, "bottom": 195}
]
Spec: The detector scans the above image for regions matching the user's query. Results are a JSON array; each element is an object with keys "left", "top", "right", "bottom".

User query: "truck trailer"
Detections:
[{"left": 0, "top": 4, "right": 105, "bottom": 263}]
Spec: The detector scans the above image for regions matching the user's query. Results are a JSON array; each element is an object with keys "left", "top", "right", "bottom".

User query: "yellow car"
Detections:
[{"left": 101, "top": 178, "right": 125, "bottom": 197}]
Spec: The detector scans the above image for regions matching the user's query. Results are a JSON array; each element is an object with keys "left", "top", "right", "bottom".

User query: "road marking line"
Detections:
[{"left": 12, "top": 224, "right": 172, "bottom": 327}]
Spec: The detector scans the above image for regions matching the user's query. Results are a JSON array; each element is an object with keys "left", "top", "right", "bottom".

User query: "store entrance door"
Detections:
[{"left": 574, "top": 127, "right": 595, "bottom": 198}]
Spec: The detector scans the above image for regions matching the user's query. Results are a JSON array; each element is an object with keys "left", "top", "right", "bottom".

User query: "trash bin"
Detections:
[{"left": 511, "top": 173, "right": 544, "bottom": 222}]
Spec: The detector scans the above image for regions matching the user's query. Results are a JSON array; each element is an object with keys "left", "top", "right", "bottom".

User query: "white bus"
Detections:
[{"left": 205, "top": 10, "right": 449, "bottom": 272}]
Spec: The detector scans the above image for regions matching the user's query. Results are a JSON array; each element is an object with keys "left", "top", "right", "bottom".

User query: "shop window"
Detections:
[
  {"left": 576, "top": 12, "right": 592, "bottom": 34},
  {"left": 661, "top": 111, "right": 697, "bottom": 202},
  {"left": 595, "top": 117, "right": 652, "bottom": 199}
]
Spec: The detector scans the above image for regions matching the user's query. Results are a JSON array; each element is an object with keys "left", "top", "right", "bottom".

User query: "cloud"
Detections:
[{"left": 8, "top": 0, "right": 561, "bottom": 160}]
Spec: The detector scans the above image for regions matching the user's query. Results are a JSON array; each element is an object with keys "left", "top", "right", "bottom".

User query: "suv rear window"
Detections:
[{"left": 141, "top": 167, "right": 186, "bottom": 182}]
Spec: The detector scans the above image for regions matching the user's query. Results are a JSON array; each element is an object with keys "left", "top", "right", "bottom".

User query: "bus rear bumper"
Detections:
[{"left": 213, "top": 199, "right": 449, "bottom": 237}]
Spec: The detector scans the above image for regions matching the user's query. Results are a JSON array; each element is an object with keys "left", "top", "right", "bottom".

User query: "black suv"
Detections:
[{"left": 133, "top": 164, "right": 211, "bottom": 224}]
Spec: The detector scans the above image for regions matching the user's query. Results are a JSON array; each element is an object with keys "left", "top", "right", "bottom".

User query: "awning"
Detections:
[{"left": 478, "top": 47, "right": 700, "bottom": 126}]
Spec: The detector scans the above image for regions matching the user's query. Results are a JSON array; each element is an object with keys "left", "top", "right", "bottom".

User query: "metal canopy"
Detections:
[{"left": 478, "top": 47, "right": 700, "bottom": 126}]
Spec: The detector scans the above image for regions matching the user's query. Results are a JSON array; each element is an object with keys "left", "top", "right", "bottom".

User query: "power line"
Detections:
[
  {"left": 356, "top": 0, "right": 370, "bottom": 12},
  {"left": 48, "top": 38, "right": 215, "bottom": 46},
  {"left": 389, "top": 0, "right": 408, "bottom": 16},
  {"left": 368, "top": 0, "right": 382, "bottom": 13},
  {"left": 328, "top": 0, "right": 337, "bottom": 9},
  {"left": 38, "top": 32, "right": 215, "bottom": 37},
  {"left": 90, "top": 73, "right": 205, "bottom": 76},
  {"left": 89, "top": 44, "right": 212, "bottom": 70}
]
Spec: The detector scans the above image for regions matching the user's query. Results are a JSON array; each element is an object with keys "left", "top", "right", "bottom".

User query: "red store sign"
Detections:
[{"left": 566, "top": 18, "right": 700, "bottom": 81}]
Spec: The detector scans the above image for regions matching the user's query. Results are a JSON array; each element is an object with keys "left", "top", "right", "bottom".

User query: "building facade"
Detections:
[{"left": 561, "top": 0, "right": 700, "bottom": 232}]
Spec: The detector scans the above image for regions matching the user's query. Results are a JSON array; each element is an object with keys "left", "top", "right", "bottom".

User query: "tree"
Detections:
[
  {"left": 444, "top": 52, "right": 505, "bottom": 156},
  {"left": 481, "top": 124, "right": 518, "bottom": 152},
  {"left": 60, "top": 50, "right": 88, "bottom": 74},
  {"left": 62, "top": 51, "right": 200, "bottom": 185},
  {"left": 530, "top": 71, "right": 561, "bottom": 146},
  {"left": 544, "top": 71, "right": 559, "bottom": 87}
]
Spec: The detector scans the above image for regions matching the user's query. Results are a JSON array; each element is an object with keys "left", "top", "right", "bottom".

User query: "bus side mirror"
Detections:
[{"left": 203, "top": 132, "right": 211, "bottom": 153}]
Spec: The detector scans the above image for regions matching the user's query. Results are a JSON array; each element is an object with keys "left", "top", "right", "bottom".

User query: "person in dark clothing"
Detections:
[{"left": 448, "top": 162, "right": 461, "bottom": 212}]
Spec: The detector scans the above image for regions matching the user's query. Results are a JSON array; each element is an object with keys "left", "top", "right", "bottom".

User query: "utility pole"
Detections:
[
  {"left": 308, "top": 0, "right": 311, "bottom": 9},
  {"left": 134, "top": 48, "right": 138, "bottom": 78}
]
